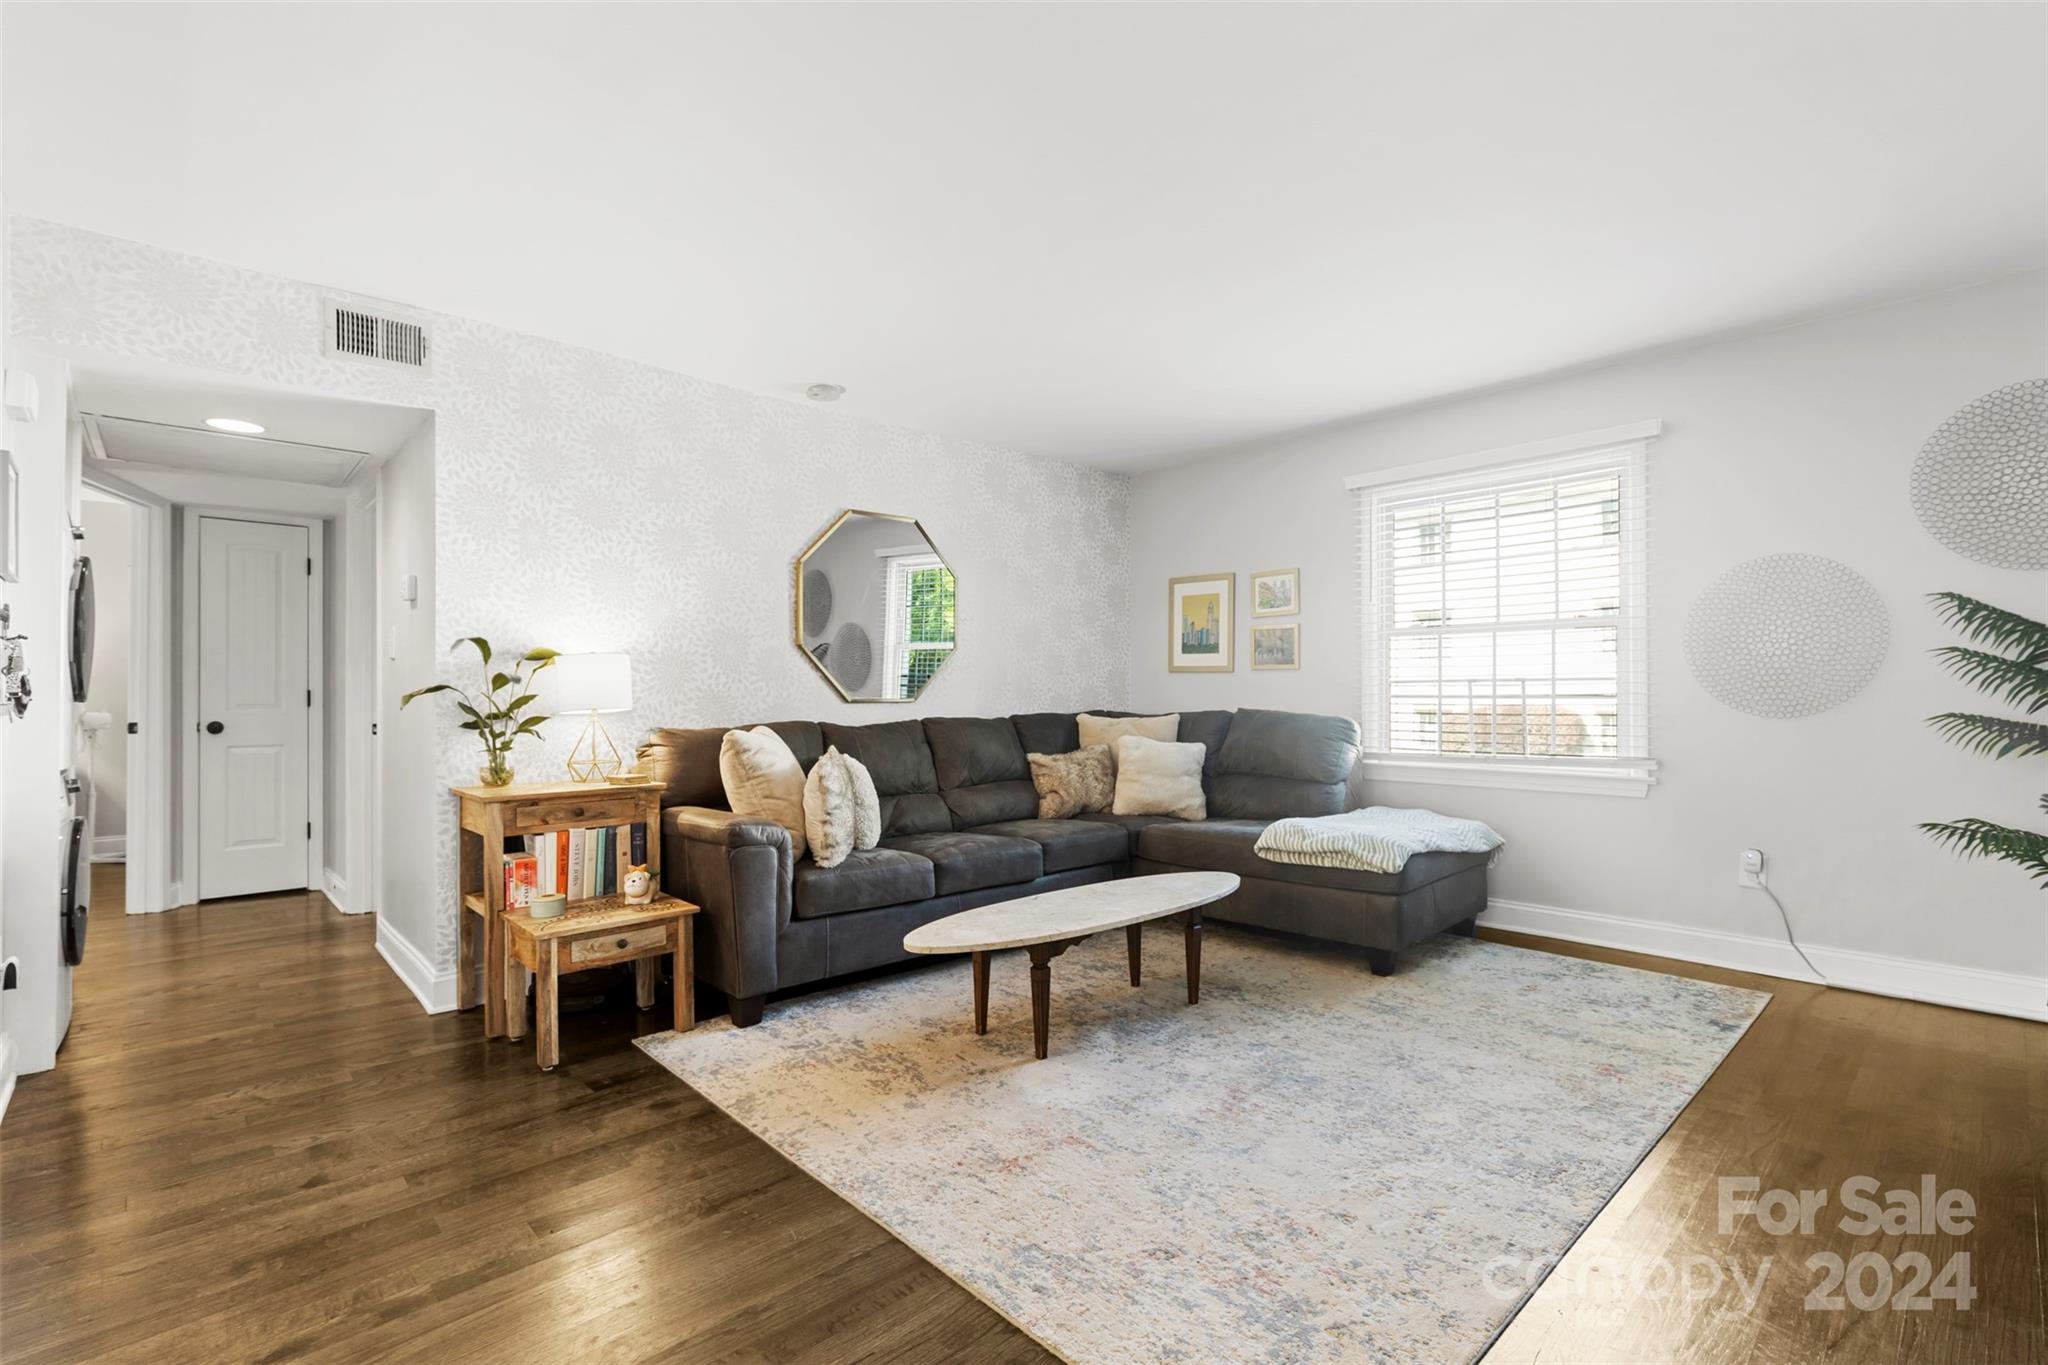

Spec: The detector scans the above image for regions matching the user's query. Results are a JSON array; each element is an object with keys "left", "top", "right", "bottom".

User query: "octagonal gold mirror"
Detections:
[{"left": 795, "top": 510, "right": 956, "bottom": 702}]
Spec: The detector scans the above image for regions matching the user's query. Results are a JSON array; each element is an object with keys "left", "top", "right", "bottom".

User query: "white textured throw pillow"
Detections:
[
  {"left": 719, "top": 726, "right": 808, "bottom": 858},
  {"left": 1111, "top": 736, "right": 1207, "bottom": 820},
  {"left": 844, "top": 752, "right": 882, "bottom": 851},
  {"left": 1077, "top": 713, "right": 1180, "bottom": 772},
  {"left": 803, "top": 746, "right": 860, "bottom": 868}
]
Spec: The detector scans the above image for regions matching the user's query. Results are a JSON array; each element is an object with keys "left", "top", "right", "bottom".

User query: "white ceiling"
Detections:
[
  {"left": 5, "top": 4, "right": 2043, "bottom": 471},
  {"left": 74, "top": 360, "right": 429, "bottom": 487}
]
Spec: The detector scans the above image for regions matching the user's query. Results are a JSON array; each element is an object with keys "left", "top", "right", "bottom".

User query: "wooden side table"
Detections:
[
  {"left": 452, "top": 779, "right": 666, "bottom": 1039},
  {"left": 504, "top": 894, "right": 698, "bottom": 1070}
]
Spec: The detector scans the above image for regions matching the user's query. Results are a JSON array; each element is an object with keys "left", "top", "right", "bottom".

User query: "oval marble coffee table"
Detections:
[{"left": 904, "top": 871, "right": 1239, "bottom": 1060}]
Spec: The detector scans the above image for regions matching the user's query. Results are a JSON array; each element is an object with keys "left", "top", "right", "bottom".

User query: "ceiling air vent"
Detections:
[{"left": 322, "top": 301, "right": 430, "bottom": 370}]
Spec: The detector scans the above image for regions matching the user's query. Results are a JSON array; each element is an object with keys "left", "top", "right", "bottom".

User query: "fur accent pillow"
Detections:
[
  {"left": 844, "top": 752, "right": 881, "bottom": 850},
  {"left": 719, "top": 725, "right": 808, "bottom": 858},
  {"left": 803, "top": 746, "right": 861, "bottom": 868},
  {"left": 1111, "top": 736, "right": 1207, "bottom": 820},
  {"left": 1027, "top": 745, "right": 1115, "bottom": 819},
  {"left": 1078, "top": 713, "right": 1180, "bottom": 772}
]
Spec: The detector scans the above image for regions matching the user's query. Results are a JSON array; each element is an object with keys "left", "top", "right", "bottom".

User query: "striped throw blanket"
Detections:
[{"left": 1254, "top": 806, "right": 1504, "bottom": 874}]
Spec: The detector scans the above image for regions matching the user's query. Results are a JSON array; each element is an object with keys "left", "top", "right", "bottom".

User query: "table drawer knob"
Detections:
[{"left": 615, "top": 938, "right": 629, "bottom": 949}]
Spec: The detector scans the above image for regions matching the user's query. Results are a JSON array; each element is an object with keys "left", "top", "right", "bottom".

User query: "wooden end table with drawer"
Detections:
[
  {"left": 453, "top": 779, "right": 668, "bottom": 1040},
  {"left": 504, "top": 894, "right": 698, "bottom": 1070}
]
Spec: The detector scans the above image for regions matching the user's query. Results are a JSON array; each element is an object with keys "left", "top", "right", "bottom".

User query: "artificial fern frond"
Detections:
[
  {"left": 1925, "top": 713, "right": 2048, "bottom": 759},
  {"left": 1927, "top": 593, "right": 2048, "bottom": 660},
  {"left": 1918, "top": 820, "right": 2048, "bottom": 885},
  {"left": 1930, "top": 646, "right": 2048, "bottom": 713}
]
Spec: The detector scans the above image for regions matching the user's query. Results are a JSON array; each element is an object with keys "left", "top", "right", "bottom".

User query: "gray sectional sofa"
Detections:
[{"left": 640, "top": 708, "right": 1490, "bottom": 1026}]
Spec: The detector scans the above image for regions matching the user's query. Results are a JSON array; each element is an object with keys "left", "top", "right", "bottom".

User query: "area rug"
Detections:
[{"left": 637, "top": 927, "right": 1768, "bottom": 1364}]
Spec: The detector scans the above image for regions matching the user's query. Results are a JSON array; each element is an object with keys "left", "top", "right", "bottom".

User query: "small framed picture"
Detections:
[
  {"left": 1251, "top": 567, "right": 1299, "bottom": 617},
  {"left": 0, "top": 450, "right": 17, "bottom": 583},
  {"left": 1168, "top": 573, "right": 1234, "bottom": 672},
  {"left": 1251, "top": 622, "right": 1300, "bottom": 670}
]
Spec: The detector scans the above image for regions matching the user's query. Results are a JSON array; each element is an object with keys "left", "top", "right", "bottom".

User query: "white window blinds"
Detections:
[{"left": 1355, "top": 430, "right": 1653, "bottom": 770}]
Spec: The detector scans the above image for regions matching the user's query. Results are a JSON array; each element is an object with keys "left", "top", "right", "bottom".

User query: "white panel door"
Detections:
[{"left": 198, "top": 517, "right": 310, "bottom": 899}]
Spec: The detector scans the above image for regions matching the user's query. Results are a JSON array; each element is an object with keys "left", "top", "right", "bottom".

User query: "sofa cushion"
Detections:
[
  {"left": 792, "top": 846, "right": 937, "bottom": 920},
  {"left": 1010, "top": 711, "right": 1082, "bottom": 758},
  {"left": 1175, "top": 710, "right": 1235, "bottom": 795},
  {"left": 820, "top": 720, "right": 952, "bottom": 835},
  {"left": 1138, "top": 818, "right": 1488, "bottom": 894},
  {"left": 1079, "top": 713, "right": 1179, "bottom": 771},
  {"left": 1210, "top": 709, "right": 1360, "bottom": 819},
  {"left": 1026, "top": 745, "right": 1115, "bottom": 818},
  {"left": 966, "top": 819, "right": 1128, "bottom": 874},
  {"left": 1075, "top": 811, "right": 1184, "bottom": 855},
  {"left": 641, "top": 721, "right": 824, "bottom": 810},
  {"left": 924, "top": 716, "right": 1039, "bottom": 826},
  {"left": 1111, "top": 736, "right": 1208, "bottom": 819},
  {"left": 719, "top": 727, "right": 810, "bottom": 858},
  {"left": 881, "top": 831, "right": 1043, "bottom": 894}
]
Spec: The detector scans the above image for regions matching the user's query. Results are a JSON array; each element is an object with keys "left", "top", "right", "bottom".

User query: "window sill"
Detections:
[{"left": 1359, "top": 756, "right": 1658, "bottom": 798}]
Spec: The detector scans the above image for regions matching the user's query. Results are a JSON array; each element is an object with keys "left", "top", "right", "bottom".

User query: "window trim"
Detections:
[
  {"left": 1350, "top": 420, "right": 1660, "bottom": 798},
  {"left": 879, "top": 549, "right": 953, "bottom": 701}
]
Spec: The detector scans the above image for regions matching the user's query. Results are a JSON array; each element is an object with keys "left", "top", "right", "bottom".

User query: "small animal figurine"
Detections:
[{"left": 622, "top": 864, "right": 654, "bottom": 905}]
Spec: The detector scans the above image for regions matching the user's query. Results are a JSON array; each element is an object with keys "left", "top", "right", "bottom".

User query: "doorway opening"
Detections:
[{"left": 71, "top": 358, "right": 429, "bottom": 916}]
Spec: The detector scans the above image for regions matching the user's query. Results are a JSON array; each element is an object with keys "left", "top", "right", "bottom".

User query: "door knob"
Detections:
[{"left": 205, "top": 721, "right": 224, "bottom": 735}]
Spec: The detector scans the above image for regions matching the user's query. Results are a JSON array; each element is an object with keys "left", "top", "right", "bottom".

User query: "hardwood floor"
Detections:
[{"left": 2, "top": 867, "right": 2040, "bottom": 1363}]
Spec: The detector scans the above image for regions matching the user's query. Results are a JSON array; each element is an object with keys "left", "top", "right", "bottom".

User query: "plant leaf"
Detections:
[
  {"left": 522, "top": 648, "right": 559, "bottom": 664},
  {"left": 489, "top": 671, "right": 513, "bottom": 693},
  {"left": 1925, "top": 712, "right": 2048, "bottom": 759},
  {"left": 1918, "top": 819, "right": 2048, "bottom": 885},
  {"left": 1929, "top": 646, "right": 2048, "bottom": 712},
  {"left": 1928, "top": 593, "right": 2048, "bottom": 658},
  {"left": 503, "top": 693, "right": 539, "bottom": 714},
  {"left": 399, "top": 682, "right": 453, "bottom": 707},
  {"left": 455, "top": 636, "right": 493, "bottom": 665}
]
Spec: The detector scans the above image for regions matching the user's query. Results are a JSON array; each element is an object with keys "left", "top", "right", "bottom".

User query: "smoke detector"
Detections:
[{"left": 805, "top": 383, "right": 845, "bottom": 403}]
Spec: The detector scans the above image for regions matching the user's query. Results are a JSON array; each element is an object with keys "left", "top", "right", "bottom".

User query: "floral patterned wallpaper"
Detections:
[{"left": 8, "top": 216, "right": 1132, "bottom": 973}]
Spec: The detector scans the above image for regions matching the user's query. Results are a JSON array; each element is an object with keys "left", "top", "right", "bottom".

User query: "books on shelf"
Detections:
[
  {"left": 502, "top": 852, "right": 539, "bottom": 912},
  {"left": 514, "top": 823, "right": 639, "bottom": 903}
]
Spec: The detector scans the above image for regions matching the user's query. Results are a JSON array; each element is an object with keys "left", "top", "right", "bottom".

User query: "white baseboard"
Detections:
[
  {"left": 322, "top": 869, "right": 356, "bottom": 914},
  {"left": 91, "top": 834, "right": 125, "bottom": 863},
  {"left": 375, "top": 919, "right": 458, "bottom": 1015},
  {"left": 1482, "top": 898, "right": 2048, "bottom": 1023}
]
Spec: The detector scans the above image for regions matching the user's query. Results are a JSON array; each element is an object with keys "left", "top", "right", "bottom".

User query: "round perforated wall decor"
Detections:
[
  {"left": 1683, "top": 554, "right": 1888, "bottom": 718},
  {"left": 1910, "top": 379, "right": 2048, "bottom": 569}
]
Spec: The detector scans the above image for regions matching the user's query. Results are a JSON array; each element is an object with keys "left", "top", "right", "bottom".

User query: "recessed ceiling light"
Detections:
[
  {"left": 805, "top": 383, "right": 845, "bottom": 403},
  {"left": 205, "top": 417, "right": 266, "bottom": 434}
]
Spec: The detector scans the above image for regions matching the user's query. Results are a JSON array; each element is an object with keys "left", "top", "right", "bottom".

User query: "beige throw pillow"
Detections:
[
  {"left": 1111, "top": 736, "right": 1207, "bottom": 820},
  {"left": 803, "top": 747, "right": 859, "bottom": 868},
  {"left": 844, "top": 752, "right": 881, "bottom": 851},
  {"left": 1077, "top": 713, "right": 1180, "bottom": 773},
  {"left": 719, "top": 726, "right": 808, "bottom": 858},
  {"left": 1027, "top": 745, "right": 1116, "bottom": 819}
]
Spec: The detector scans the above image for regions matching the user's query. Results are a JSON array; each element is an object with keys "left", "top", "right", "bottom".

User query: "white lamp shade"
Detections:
[{"left": 547, "top": 652, "right": 632, "bottom": 714}]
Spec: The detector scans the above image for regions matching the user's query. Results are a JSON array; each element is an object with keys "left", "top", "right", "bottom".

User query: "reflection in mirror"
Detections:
[{"left": 796, "top": 511, "right": 956, "bottom": 702}]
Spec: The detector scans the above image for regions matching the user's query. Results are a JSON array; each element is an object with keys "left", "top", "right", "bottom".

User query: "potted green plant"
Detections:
[
  {"left": 402, "top": 636, "right": 559, "bottom": 787},
  {"left": 1920, "top": 593, "right": 2047, "bottom": 884}
]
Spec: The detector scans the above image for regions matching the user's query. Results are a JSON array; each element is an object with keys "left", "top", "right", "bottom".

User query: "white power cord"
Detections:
[{"left": 1748, "top": 879, "right": 1829, "bottom": 987}]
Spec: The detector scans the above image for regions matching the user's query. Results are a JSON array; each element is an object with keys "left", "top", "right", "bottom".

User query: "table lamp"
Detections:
[{"left": 550, "top": 652, "right": 632, "bottom": 781}]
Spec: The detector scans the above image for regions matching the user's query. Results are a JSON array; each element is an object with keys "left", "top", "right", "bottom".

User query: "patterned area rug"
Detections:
[{"left": 638, "top": 926, "right": 1768, "bottom": 1364}]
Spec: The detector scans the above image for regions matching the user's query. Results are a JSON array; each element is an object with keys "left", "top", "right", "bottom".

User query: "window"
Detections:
[
  {"left": 1350, "top": 422, "right": 1658, "bottom": 796},
  {"left": 881, "top": 552, "right": 956, "bottom": 701}
]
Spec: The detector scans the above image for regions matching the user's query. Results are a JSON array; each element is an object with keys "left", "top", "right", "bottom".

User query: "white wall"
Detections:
[
  {"left": 7, "top": 216, "right": 1133, "bottom": 1000},
  {"left": 374, "top": 421, "right": 440, "bottom": 1005},
  {"left": 79, "top": 496, "right": 131, "bottom": 854},
  {"left": 1129, "top": 273, "right": 2048, "bottom": 1001},
  {"left": 0, "top": 352, "right": 78, "bottom": 1076}
]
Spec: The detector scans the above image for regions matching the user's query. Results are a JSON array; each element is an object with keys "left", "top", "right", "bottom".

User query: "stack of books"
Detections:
[{"left": 501, "top": 823, "right": 648, "bottom": 909}]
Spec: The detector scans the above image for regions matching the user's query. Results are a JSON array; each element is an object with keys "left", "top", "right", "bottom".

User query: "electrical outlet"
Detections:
[{"left": 1738, "top": 848, "right": 1766, "bottom": 888}]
